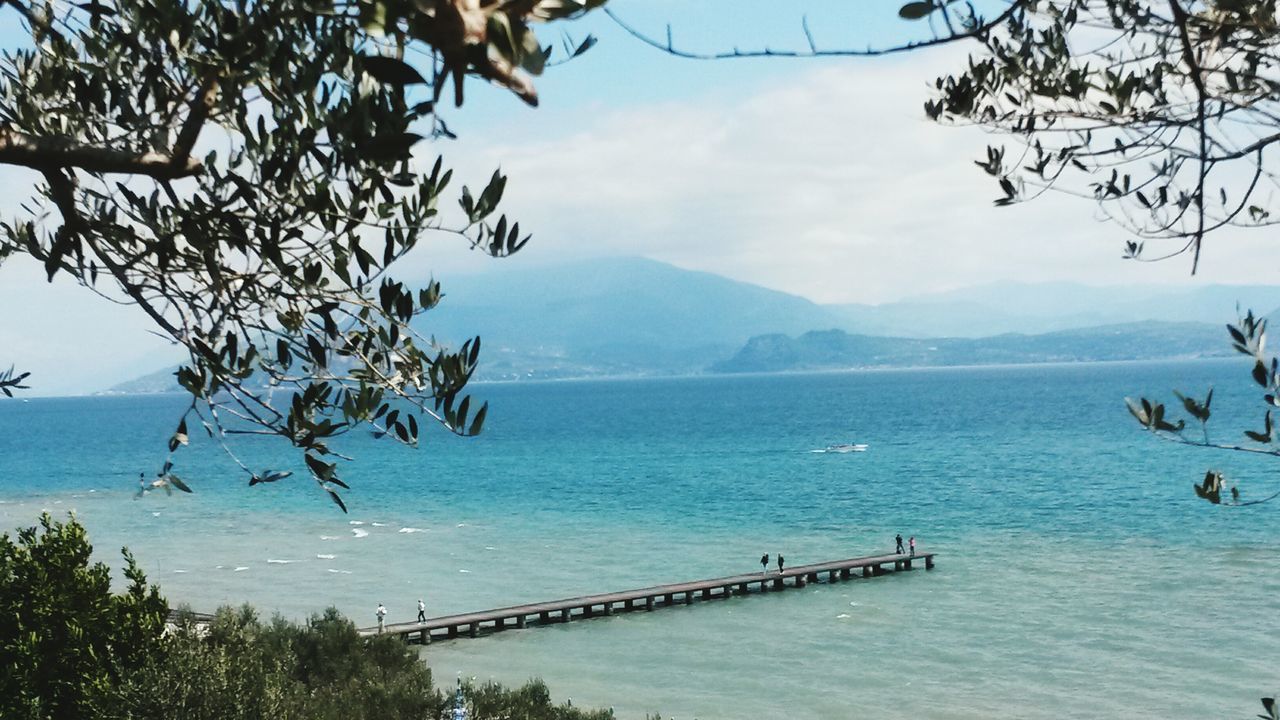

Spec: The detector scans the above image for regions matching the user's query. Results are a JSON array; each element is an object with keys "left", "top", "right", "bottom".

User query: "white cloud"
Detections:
[{"left": 439, "top": 50, "right": 1280, "bottom": 303}]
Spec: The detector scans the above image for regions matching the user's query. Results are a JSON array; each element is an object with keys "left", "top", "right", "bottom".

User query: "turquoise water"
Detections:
[{"left": 1, "top": 360, "right": 1278, "bottom": 718}]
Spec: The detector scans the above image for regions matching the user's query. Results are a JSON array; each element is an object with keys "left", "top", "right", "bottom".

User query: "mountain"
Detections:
[
  {"left": 827, "top": 282, "right": 1280, "bottom": 337},
  {"left": 104, "top": 258, "right": 1279, "bottom": 391},
  {"left": 710, "top": 322, "right": 1234, "bottom": 374},
  {"left": 412, "top": 257, "right": 843, "bottom": 379}
]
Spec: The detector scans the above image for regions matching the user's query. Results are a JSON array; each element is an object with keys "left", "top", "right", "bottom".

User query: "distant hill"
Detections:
[
  {"left": 104, "top": 365, "right": 181, "bottom": 394},
  {"left": 710, "top": 322, "right": 1234, "bottom": 374},
  {"left": 412, "top": 257, "right": 843, "bottom": 380},
  {"left": 104, "top": 258, "right": 1277, "bottom": 391},
  {"left": 828, "top": 282, "right": 1280, "bottom": 338}
]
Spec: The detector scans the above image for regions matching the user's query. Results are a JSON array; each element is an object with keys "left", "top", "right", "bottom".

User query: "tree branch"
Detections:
[
  {"left": 1167, "top": 0, "right": 1208, "bottom": 273},
  {"left": 603, "top": 2, "right": 1026, "bottom": 60},
  {"left": 171, "top": 73, "right": 220, "bottom": 169},
  {"left": 0, "top": 127, "right": 203, "bottom": 178}
]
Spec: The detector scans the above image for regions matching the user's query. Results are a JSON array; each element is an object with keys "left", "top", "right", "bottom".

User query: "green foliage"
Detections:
[
  {"left": 0, "top": 512, "right": 619, "bottom": 719},
  {"left": 0, "top": 364, "right": 30, "bottom": 397},
  {"left": 117, "top": 606, "right": 442, "bottom": 720},
  {"left": 923, "top": 0, "right": 1280, "bottom": 270},
  {"left": 1126, "top": 310, "right": 1280, "bottom": 506},
  {"left": 117, "top": 605, "right": 614, "bottom": 720},
  {"left": 0, "top": 513, "right": 168, "bottom": 720},
  {"left": 0, "top": 0, "right": 607, "bottom": 507},
  {"left": 466, "top": 679, "right": 614, "bottom": 720}
]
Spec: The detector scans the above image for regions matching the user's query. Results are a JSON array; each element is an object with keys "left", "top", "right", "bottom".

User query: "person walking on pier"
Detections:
[
  {"left": 376, "top": 603, "right": 387, "bottom": 633},
  {"left": 777, "top": 554, "right": 785, "bottom": 574},
  {"left": 760, "top": 553, "right": 769, "bottom": 574},
  {"left": 417, "top": 598, "right": 426, "bottom": 623},
  {"left": 909, "top": 536, "right": 916, "bottom": 556},
  {"left": 895, "top": 534, "right": 904, "bottom": 554}
]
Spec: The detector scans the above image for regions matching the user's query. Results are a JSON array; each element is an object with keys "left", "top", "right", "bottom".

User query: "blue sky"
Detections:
[{"left": 3, "top": 2, "right": 1279, "bottom": 394}]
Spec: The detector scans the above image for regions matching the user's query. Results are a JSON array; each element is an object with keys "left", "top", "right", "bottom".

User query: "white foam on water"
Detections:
[
  {"left": 484, "top": 546, "right": 496, "bottom": 550},
  {"left": 215, "top": 565, "right": 225, "bottom": 569},
  {"left": 172, "top": 570, "right": 187, "bottom": 574},
  {"left": 371, "top": 522, "right": 388, "bottom": 527},
  {"left": 398, "top": 527, "right": 425, "bottom": 533},
  {"left": 349, "top": 520, "right": 365, "bottom": 525},
  {"left": 458, "top": 569, "right": 471, "bottom": 573},
  {"left": 836, "top": 613, "right": 851, "bottom": 619},
  {"left": 316, "top": 553, "right": 336, "bottom": 559},
  {"left": 233, "top": 566, "right": 249, "bottom": 572},
  {"left": 456, "top": 523, "right": 467, "bottom": 527},
  {"left": 152, "top": 512, "right": 161, "bottom": 517},
  {"left": 320, "top": 535, "right": 339, "bottom": 540},
  {"left": 351, "top": 528, "right": 369, "bottom": 538},
  {"left": 266, "top": 559, "right": 294, "bottom": 564},
  {"left": 327, "top": 568, "right": 352, "bottom": 574},
  {"left": 87, "top": 490, "right": 95, "bottom": 493}
]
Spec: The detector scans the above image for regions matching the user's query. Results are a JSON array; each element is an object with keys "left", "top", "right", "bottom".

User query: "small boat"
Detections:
[{"left": 812, "top": 443, "right": 868, "bottom": 453}]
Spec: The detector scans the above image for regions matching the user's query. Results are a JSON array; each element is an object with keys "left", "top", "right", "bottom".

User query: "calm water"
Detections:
[{"left": 1, "top": 360, "right": 1277, "bottom": 718}]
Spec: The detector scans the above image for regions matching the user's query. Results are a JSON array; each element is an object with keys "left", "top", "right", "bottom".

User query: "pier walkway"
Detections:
[{"left": 360, "top": 551, "right": 936, "bottom": 643}]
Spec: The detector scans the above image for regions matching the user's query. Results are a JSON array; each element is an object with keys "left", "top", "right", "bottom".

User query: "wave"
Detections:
[
  {"left": 458, "top": 569, "right": 471, "bottom": 573},
  {"left": 327, "top": 568, "right": 352, "bottom": 574},
  {"left": 266, "top": 559, "right": 294, "bottom": 564},
  {"left": 371, "top": 522, "right": 388, "bottom": 527},
  {"left": 349, "top": 520, "right": 365, "bottom": 525},
  {"left": 233, "top": 566, "right": 249, "bottom": 572},
  {"left": 316, "top": 554, "right": 336, "bottom": 560},
  {"left": 320, "top": 535, "right": 339, "bottom": 540},
  {"left": 351, "top": 528, "right": 369, "bottom": 538},
  {"left": 398, "top": 527, "right": 426, "bottom": 534},
  {"left": 172, "top": 569, "right": 188, "bottom": 573},
  {"left": 836, "top": 613, "right": 851, "bottom": 619}
]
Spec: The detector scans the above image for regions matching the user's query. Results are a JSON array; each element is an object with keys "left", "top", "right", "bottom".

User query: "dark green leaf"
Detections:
[
  {"left": 898, "top": 1, "right": 936, "bottom": 19},
  {"left": 361, "top": 55, "right": 427, "bottom": 85}
]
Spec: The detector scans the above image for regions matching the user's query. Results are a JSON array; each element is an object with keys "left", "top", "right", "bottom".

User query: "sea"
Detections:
[{"left": 1, "top": 359, "right": 1277, "bottom": 719}]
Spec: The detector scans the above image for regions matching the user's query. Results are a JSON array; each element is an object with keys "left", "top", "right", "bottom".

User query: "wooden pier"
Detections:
[{"left": 360, "top": 551, "right": 936, "bottom": 643}]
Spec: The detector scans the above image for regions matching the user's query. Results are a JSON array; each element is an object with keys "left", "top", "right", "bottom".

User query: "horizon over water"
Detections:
[{"left": 1, "top": 359, "right": 1278, "bottom": 719}]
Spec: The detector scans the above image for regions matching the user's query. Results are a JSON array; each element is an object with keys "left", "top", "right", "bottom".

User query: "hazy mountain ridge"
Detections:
[
  {"left": 709, "top": 322, "right": 1235, "bottom": 374},
  {"left": 105, "top": 258, "right": 1278, "bottom": 391}
]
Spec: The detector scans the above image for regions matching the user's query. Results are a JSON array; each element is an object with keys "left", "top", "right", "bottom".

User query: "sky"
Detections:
[{"left": 3, "top": 1, "right": 1280, "bottom": 394}]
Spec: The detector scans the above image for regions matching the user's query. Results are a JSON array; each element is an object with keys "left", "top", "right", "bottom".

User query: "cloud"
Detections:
[{"left": 438, "top": 50, "right": 1280, "bottom": 303}]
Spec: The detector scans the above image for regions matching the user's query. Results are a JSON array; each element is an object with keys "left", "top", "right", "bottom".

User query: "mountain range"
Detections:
[{"left": 106, "top": 257, "right": 1278, "bottom": 391}]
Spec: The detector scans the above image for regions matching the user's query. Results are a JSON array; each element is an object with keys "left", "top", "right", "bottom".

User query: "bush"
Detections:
[
  {"left": 1, "top": 514, "right": 619, "bottom": 720},
  {"left": 0, "top": 513, "right": 167, "bottom": 720}
]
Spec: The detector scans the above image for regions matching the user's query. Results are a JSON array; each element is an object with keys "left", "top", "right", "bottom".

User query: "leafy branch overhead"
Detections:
[
  {"left": 609, "top": 0, "right": 1276, "bottom": 273},
  {"left": 918, "top": 0, "right": 1280, "bottom": 272},
  {"left": 0, "top": 0, "right": 607, "bottom": 509},
  {"left": 1126, "top": 310, "right": 1280, "bottom": 506},
  {"left": 0, "top": 366, "right": 30, "bottom": 397}
]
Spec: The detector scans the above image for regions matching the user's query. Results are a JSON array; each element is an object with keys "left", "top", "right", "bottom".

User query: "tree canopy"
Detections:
[
  {"left": 918, "top": 0, "right": 1280, "bottom": 271},
  {"left": 0, "top": 513, "right": 167, "bottom": 719},
  {"left": 0, "top": 0, "right": 602, "bottom": 508}
]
